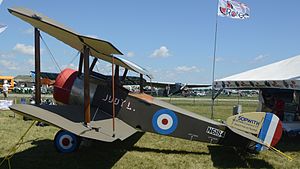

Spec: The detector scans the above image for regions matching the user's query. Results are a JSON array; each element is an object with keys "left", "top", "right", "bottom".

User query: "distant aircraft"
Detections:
[
  {"left": 146, "top": 81, "right": 210, "bottom": 96},
  {"left": 0, "top": 24, "right": 7, "bottom": 34},
  {"left": 0, "top": 0, "right": 7, "bottom": 34},
  {"left": 32, "top": 71, "right": 210, "bottom": 96},
  {"left": 8, "top": 7, "right": 284, "bottom": 156}
]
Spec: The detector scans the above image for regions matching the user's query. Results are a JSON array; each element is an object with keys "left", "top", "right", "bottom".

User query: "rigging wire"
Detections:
[
  {"left": 39, "top": 34, "right": 62, "bottom": 72},
  {"left": 67, "top": 51, "right": 80, "bottom": 67},
  {"left": 0, "top": 120, "right": 36, "bottom": 169},
  {"left": 95, "top": 60, "right": 101, "bottom": 73}
]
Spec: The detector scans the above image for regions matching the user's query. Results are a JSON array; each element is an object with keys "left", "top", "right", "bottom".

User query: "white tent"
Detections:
[{"left": 214, "top": 55, "right": 300, "bottom": 90}]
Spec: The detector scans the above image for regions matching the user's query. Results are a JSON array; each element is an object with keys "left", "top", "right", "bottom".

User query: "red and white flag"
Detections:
[{"left": 218, "top": 0, "right": 250, "bottom": 19}]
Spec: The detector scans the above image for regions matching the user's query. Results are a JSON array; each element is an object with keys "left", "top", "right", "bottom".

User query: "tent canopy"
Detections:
[{"left": 214, "top": 55, "right": 300, "bottom": 90}]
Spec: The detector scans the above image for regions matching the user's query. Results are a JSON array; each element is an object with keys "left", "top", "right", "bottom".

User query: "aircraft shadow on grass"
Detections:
[
  {"left": 0, "top": 132, "right": 144, "bottom": 169},
  {"left": 0, "top": 132, "right": 210, "bottom": 169},
  {"left": 2, "top": 129, "right": 299, "bottom": 169},
  {"left": 5, "top": 131, "right": 300, "bottom": 169},
  {"left": 208, "top": 146, "right": 273, "bottom": 169}
]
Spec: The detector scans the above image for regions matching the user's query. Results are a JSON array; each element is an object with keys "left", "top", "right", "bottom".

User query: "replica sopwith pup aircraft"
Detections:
[{"left": 7, "top": 7, "right": 289, "bottom": 159}]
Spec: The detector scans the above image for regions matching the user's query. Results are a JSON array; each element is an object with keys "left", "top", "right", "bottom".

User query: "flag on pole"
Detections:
[
  {"left": 0, "top": 25, "right": 7, "bottom": 34},
  {"left": 218, "top": 0, "right": 250, "bottom": 19}
]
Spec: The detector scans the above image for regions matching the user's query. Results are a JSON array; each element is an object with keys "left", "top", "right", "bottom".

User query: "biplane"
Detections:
[
  {"left": 0, "top": 1, "right": 8, "bottom": 35},
  {"left": 8, "top": 7, "right": 283, "bottom": 154},
  {"left": 144, "top": 81, "right": 210, "bottom": 96},
  {"left": 0, "top": 24, "right": 7, "bottom": 34}
]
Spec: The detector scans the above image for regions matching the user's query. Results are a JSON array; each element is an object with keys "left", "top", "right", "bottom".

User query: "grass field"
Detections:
[{"left": 1, "top": 96, "right": 300, "bottom": 169}]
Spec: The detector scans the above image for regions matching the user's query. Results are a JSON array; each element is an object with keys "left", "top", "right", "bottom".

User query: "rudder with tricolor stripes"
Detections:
[{"left": 256, "top": 112, "right": 282, "bottom": 151}]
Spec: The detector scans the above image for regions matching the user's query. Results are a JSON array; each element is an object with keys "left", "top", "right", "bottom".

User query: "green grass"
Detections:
[{"left": 1, "top": 96, "right": 300, "bottom": 169}]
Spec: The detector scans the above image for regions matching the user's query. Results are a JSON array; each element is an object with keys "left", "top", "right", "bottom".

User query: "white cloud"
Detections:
[
  {"left": 0, "top": 60, "right": 18, "bottom": 70},
  {"left": 0, "top": 51, "right": 15, "bottom": 58},
  {"left": 175, "top": 65, "right": 200, "bottom": 73},
  {"left": 13, "top": 43, "right": 34, "bottom": 56},
  {"left": 151, "top": 46, "right": 170, "bottom": 58},
  {"left": 126, "top": 51, "right": 135, "bottom": 57},
  {"left": 254, "top": 54, "right": 268, "bottom": 61}
]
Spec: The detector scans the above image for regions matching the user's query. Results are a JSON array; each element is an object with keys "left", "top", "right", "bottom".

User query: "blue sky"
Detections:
[{"left": 0, "top": 0, "right": 300, "bottom": 83}]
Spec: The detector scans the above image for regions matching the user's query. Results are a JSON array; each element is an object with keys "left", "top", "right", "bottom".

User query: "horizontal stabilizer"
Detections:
[{"left": 226, "top": 112, "right": 265, "bottom": 135}]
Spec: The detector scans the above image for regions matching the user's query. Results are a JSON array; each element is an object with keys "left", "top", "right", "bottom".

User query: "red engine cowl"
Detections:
[{"left": 53, "top": 68, "right": 78, "bottom": 104}]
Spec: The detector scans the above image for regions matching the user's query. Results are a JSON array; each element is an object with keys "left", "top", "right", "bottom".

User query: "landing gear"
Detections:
[{"left": 54, "top": 130, "right": 81, "bottom": 153}]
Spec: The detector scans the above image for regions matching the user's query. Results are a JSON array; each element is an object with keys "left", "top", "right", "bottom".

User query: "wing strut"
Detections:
[
  {"left": 140, "top": 74, "right": 144, "bottom": 93},
  {"left": 121, "top": 69, "right": 128, "bottom": 82},
  {"left": 83, "top": 46, "right": 91, "bottom": 124},
  {"left": 112, "top": 56, "right": 116, "bottom": 135},
  {"left": 34, "top": 28, "right": 41, "bottom": 104},
  {"left": 78, "top": 53, "right": 83, "bottom": 77}
]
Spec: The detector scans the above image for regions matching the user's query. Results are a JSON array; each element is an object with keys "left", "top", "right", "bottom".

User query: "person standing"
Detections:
[
  {"left": 2, "top": 80, "right": 11, "bottom": 99},
  {"left": 274, "top": 98, "right": 285, "bottom": 121}
]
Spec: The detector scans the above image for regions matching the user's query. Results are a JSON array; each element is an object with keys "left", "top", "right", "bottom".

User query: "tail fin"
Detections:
[
  {"left": 226, "top": 112, "right": 283, "bottom": 152},
  {"left": 255, "top": 112, "right": 282, "bottom": 151}
]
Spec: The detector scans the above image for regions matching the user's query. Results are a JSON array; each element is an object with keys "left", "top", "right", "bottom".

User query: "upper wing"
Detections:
[
  {"left": 8, "top": 7, "right": 152, "bottom": 78},
  {"left": 10, "top": 104, "right": 137, "bottom": 141}
]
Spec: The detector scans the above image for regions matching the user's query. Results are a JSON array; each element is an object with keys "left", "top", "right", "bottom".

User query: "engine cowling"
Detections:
[
  {"left": 53, "top": 68, "right": 99, "bottom": 105},
  {"left": 53, "top": 68, "right": 78, "bottom": 104}
]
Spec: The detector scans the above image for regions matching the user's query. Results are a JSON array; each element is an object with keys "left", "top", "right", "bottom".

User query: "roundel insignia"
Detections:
[{"left": 152, "top": 109, "right": 178, "bottom": 135}]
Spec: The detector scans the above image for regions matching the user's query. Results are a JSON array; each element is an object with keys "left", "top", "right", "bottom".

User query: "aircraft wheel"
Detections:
[{"left": 54, "top": 130, "right": 81, "bottom": 153}]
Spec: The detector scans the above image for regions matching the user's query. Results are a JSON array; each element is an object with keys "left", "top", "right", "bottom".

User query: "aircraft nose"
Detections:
[{"left": 53, "top": 68, "right": 78, "bottom": 104}]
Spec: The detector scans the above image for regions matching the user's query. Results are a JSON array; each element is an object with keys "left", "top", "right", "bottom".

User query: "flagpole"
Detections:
[
  {"left": 211, "top": 6, "right": 219, "bottom": 119},
  {"left": 210, "top": 0, "right": 250, "bottom": 119}
]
